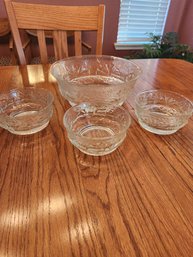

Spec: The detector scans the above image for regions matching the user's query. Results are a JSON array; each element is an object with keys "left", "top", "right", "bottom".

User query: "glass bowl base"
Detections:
[
  {"left": 69, "top": 125, "right": 125, "bottom": 156},
  {"left": 8, "top": 121, "right": 49, "bottom": 135},
  {"left": 138, "top": 121, "right": 177, "bottom": 135}
]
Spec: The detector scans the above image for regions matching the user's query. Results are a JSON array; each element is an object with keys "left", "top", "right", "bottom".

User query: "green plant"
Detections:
[{"left": 131, "top": 32, "right": 193, "bottom": 63}]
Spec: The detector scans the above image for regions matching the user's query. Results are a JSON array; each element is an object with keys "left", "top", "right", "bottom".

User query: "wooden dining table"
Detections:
[{"left": 0, "top": 58, "right": 192, "bottom": 257}]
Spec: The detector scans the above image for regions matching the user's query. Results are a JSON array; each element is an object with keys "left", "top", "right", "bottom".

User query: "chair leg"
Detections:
[{"left": 9, "top": 34, "right": 31, "bottom": 65}]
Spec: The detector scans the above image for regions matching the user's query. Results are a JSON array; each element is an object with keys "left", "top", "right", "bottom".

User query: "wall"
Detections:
[
  {"left": 0, "top": 0, "right": 193, "bottom": 58},
  {"left": 178, "top": 1, "right": 193, "bottom": 46},
  {"left": 161, "top": 0, "right": 193, "bottom": 47}
]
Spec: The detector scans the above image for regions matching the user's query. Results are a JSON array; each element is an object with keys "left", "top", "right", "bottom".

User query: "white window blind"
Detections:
[{"left": 115, "top": 0, "right": 171, "bottom": 49}]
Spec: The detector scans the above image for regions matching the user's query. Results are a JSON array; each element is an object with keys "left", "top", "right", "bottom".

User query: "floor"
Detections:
[
  {"left": 0, "top": 56, "right": 12, "bottom": 66},
  {"left": 0, "top": 55, "right": 55, "bottom": 65}
]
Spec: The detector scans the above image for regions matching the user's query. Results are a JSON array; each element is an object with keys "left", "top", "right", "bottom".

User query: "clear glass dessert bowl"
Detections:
[
  {"left": 50, "top": 55, "right": 141, "bottom": 108},
  {"left": 135, "top": 90, "right": 193, "bottom": 135},
  {"left": 0, "top": 87, "right": 54, "bottom": 135},
  {"left": 63, "top": 103, "right": 131, "bottom": 156}
]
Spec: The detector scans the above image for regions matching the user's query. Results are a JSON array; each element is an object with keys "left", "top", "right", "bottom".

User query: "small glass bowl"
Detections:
[
  {"left": 135, "top": 90, "right": 193, "bottom": 135},
  {"left": 50, "top": 55, "right": 141, "bottom": 108},
  {"left": 0, "top": 88, "right": 54, "bottom": 135},
  {"left": 63, "top": 103, "right": 131, "bottom": 156}
]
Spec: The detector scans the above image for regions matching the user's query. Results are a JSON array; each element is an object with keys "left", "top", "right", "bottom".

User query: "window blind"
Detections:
[{"left": 115, "top": 0, "right": 171, "bottom": 49}]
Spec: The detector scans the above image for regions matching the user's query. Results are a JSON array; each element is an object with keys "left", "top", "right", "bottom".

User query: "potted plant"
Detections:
[{"left": 130, "top": 32, "right": 193, "bottom": 63}]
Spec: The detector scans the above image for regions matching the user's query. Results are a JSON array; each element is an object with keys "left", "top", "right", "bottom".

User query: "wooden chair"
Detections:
[{"left": 4, "top": 0, "right": 105, "bottom": 65}]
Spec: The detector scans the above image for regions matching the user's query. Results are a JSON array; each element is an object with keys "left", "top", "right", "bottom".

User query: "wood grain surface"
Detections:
[{"left": 0, "top": 59, "right": 192, "bottom": 257}]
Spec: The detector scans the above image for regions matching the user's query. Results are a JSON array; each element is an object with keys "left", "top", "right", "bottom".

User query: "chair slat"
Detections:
[
  {"left": 60, "top": 31, "right": 68, "bottom": 59},
  {"left": 37, "top": 30, "right": 48, "bottom": 64},
  {"left": 74, "top": 31, "right": 82, "bottom": 56},
  {"left": 53, "top": 31, "right": 60, "bottom": 60}
]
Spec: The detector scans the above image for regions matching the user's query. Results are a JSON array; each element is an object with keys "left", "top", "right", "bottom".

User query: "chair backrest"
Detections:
[{"left": 4, "top": 0, "right": 105, "bottom": 65}]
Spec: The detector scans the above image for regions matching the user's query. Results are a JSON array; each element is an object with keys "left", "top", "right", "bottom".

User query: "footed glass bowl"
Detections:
[
  {"left": 50, "top": 55, "right": 141, "bottom": 108},
  {"left": 63, "top": 103, "right": 131, "bottom": 156},
  {"left": 0, "top": 88, "right": 54, "bottom": 135},
  {"left": 135, "top": 90, "right": 193, "bottom": 135}
]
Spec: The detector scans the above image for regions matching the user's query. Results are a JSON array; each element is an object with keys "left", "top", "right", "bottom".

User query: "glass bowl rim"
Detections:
[
  {"left": 50, "top": 54, "right": 142, "bottom": 84},
  {"left": 0, "top": 87, "right": 54, "bottom": 116},
  {"left": 135, "top": 89, "right": 193, "bottom": 117},
  {"left": 63, "top": 103, "right": 132, "bottom": 140}
]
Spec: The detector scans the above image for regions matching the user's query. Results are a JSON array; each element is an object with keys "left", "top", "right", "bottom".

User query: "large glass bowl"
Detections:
[
  {"left": 63, "top": 103, "right": 131, "bottom": 156},
  {"left": 135, "top": 90, "right": 193, "bottom": 135},
  {"left": 0, "top": 88, "right": 54, "bottom": 135},
  {"left": 50, "top": 55, "right": 141, "bottom": 108}
]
